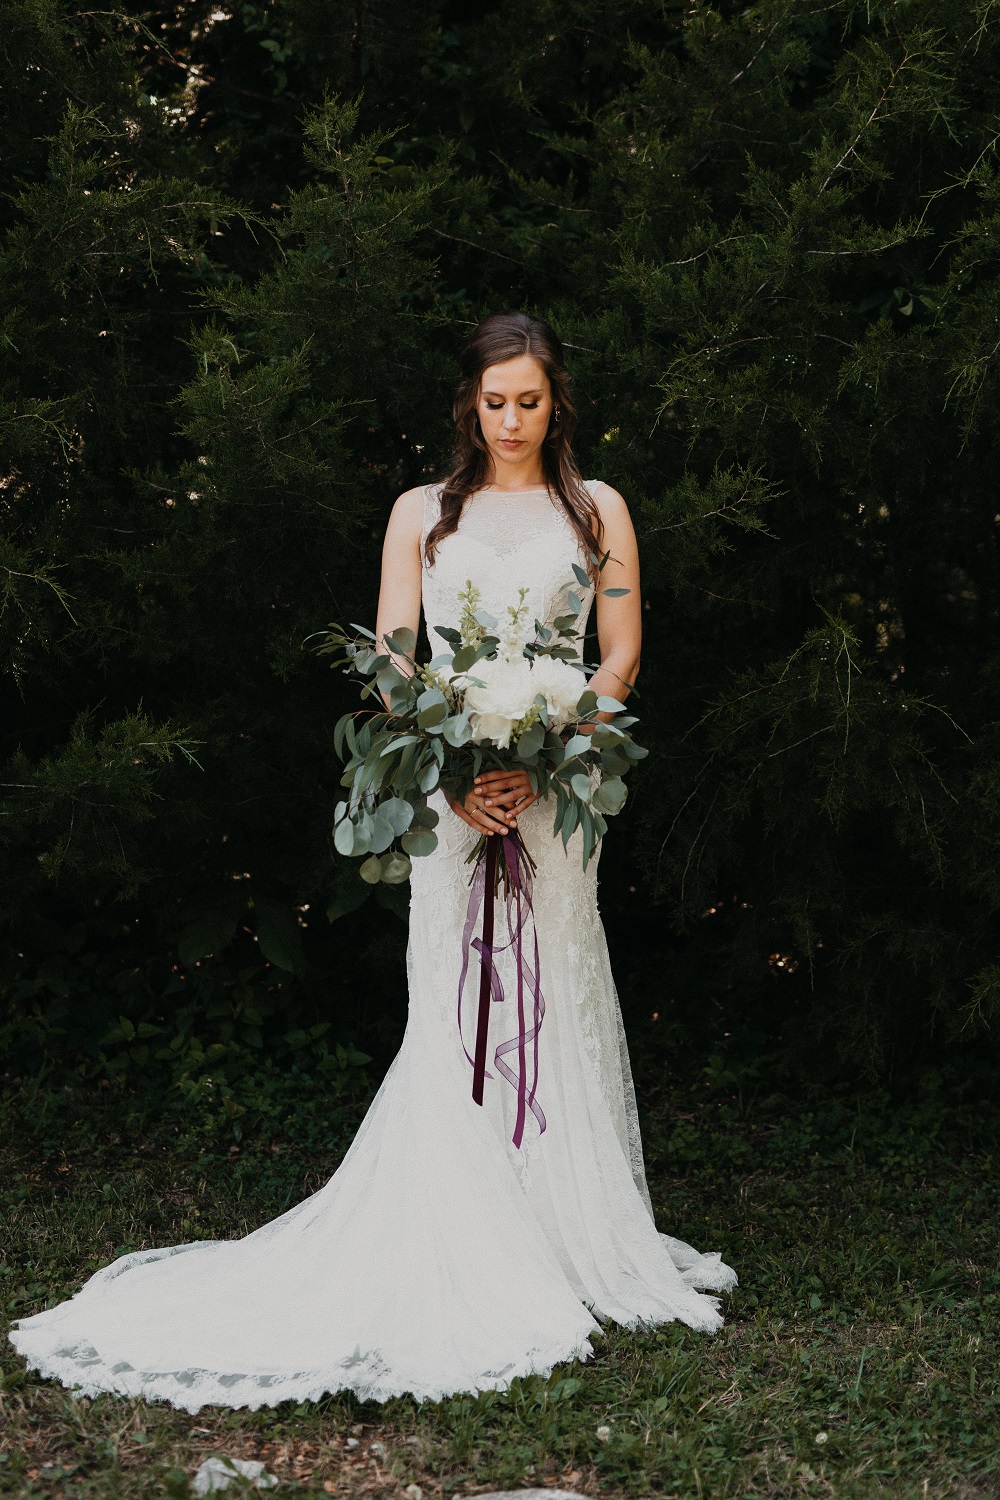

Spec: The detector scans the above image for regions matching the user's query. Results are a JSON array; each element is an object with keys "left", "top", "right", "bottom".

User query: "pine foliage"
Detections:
[{"left": 4, "top": 0, "right": 1000, "bottom": 1084}]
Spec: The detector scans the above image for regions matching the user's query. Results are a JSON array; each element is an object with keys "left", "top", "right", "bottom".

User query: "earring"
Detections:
[{"left": 554, "top": 406, "right": 561, "bottom": 422}]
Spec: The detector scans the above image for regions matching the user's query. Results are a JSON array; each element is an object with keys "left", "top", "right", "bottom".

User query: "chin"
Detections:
[{"left": 493, "top": 443, "right": 538, "bottom": 462}]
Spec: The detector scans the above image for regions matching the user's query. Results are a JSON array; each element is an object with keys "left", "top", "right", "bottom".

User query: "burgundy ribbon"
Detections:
[{"left": 457, "top": 830, "right": 546, "bottom": 1149}]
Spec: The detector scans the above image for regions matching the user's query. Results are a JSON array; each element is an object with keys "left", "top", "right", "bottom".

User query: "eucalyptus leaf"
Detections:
[
  {"left": 383, "top": 626, "right": 416, "bottom": 655},
  {"left": 418, "top": 703, "right": 448, "bottom": 730},
  {"left": 333, "top": 818, "right": 355, "bottom": 856},
  {"left": 416, "top": 687, "right": 448, "bottom": 729},
  {"left": 380, "top": 796, "right": 414, "bottom": 835},
  {"left": 359, "top": 854, "right": 383, "bottom": 884},
  {"left": 351, "top": 822, "right": 372, "bottom": 856},
  {"left": 570, "top": 772, "right": 594, "bottom": 802},
  {"left": 402, "top": 828, "right": 439, "bottom": 857},
  {"left": 593, "top": 776, "right": 628, "bottom": 815},
  {"left": 596, "top": 694, "right": 627, "bottom": 713},
  {"left": 418, "top": 761, "right": 440, "bottom": 793},
  {"left": 517, "top": 723, "right": 545, "bottom": 758},
  {"left": 600, "top": 748, "right": 631, "bottom": 777},
  {"left": 381, "top": 850, "right": 412, "bottom": 885},
  {"left": 374, "top": 666, "right": 407, "bottom": 699},
  {"left": 368, "top": 808, "right": 396, "bottom": 854},
  {"left": 443, "top": 712, "right": 473, "bottom": 747},
  {"left": 601, "top": 587, "right": 630, "bottom": 597},
  {"left": 451, "top": 645, "right": 480, "bottom": 673},
  {"left": 380, "top": 735, "right": 420, "bottom": 757}
]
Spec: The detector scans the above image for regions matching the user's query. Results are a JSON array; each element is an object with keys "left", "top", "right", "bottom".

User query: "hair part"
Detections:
[{"left": 424, "top": 311, "right": 603, "bottom": 574}]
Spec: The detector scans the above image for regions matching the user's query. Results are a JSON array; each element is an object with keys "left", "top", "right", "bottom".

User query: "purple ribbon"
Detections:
[{"left": 457, "top": 830, "right": 546, "bottom": 1149}]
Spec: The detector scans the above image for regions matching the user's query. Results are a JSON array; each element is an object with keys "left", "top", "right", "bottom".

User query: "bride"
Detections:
[{"left": 9, "top": 311, "right": 736, "bottom": 1413}]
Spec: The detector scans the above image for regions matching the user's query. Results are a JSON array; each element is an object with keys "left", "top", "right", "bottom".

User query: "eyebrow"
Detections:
[{"left": 482, "top": 388, "right": 545, "bottom": 397}]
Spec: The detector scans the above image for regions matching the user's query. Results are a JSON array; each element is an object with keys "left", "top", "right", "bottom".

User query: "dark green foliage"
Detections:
[{"left": 3, "top": 0, "right": 1000, "bottom": 1090}]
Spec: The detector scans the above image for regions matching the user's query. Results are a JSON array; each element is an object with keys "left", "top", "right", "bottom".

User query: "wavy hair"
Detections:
[{"left": 424, "top": 311, "right": 603, "bottom": 574}]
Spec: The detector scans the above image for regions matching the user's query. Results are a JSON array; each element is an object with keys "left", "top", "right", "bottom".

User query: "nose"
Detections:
[{"left": 502, "top": 404, "right": 520, "bottom": 431}]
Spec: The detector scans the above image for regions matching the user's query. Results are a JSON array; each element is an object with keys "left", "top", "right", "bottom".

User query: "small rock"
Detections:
[
  {"left": 344, "top": 1437, "right": 360, "bottom": 1450},
  {"left": 192, "top": 1456, "right": 278, "bottom": 1495},
  {"left": 470, "top": 1492, "right": 585, "bottom": 1500},
  {"left": 369, "top": 1442, "right": 387, "bottom": 1459}
]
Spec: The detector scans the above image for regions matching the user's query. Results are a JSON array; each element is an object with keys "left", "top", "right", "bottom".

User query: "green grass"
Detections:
[{"left": 1, "top": 1066, "right": 998, "bottom": 1500}]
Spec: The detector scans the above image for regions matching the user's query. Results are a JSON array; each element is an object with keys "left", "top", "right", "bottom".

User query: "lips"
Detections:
[{"left": 500, "top": 439, "right": 524, "bottom": 447}]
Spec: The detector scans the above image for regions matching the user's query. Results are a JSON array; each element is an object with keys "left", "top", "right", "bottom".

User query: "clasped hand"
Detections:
[{"left": 446, "top": 768, "right": 540, "bottom": 836}]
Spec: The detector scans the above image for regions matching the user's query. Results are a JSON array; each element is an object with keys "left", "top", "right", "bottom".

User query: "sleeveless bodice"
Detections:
[{"left": 421, "top": 483, "right": 597, "bottom": 654}]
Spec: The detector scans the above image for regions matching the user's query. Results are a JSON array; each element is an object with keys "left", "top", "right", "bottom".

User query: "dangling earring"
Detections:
[{"left": 554, "top": 406, "right": 561, "bottom": 422}]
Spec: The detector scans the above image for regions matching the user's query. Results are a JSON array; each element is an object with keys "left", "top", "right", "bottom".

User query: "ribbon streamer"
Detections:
[{"left": 457, "top": 830, "right": 546, "bottom": 1149}]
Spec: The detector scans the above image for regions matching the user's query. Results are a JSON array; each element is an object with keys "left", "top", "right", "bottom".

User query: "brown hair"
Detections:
[{"left": 424, "top": 311, "right": 603, "bottom": 574}]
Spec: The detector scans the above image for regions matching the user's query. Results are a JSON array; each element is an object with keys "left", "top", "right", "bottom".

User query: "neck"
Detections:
[{"left": 482, "top": 456, "right": 547, "bottom": 491}]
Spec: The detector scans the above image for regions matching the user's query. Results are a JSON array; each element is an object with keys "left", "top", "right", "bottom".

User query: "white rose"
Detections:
[
  {"left": 528, "top": 654, "right": 587, "bottom": 728},
  {"left": 463, "top": 655, "right": 537, "bottom": 749}
]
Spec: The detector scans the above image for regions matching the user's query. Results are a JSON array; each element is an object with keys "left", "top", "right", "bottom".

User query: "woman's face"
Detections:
[{"left": 475, "top": 353, "right": 554, "bottom": 477}]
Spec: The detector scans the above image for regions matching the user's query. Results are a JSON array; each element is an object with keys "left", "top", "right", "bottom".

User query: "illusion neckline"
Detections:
[{"left": 473, "top": 485, "right": 553, "bottom": 496}]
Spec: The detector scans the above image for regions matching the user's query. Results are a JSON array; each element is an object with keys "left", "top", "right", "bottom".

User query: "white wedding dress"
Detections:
[{"left": 9, "top": 481, "right": 736, "bottom": 1413}]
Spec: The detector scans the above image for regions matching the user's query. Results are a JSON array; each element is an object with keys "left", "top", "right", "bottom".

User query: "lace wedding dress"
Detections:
[{"left": 9, "top": 481, "right": 736, "bottom": 1413}]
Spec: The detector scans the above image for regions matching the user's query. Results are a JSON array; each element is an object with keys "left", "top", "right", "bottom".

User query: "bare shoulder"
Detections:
[
  {"left": 385, "top": 484, "right": 427, "bottom": 544},
  {"left": 587, "top": 479, "right": 633, "bottom": 530},
  {"left": 391, "top": 484, "right": 427, "bottom": 521}
]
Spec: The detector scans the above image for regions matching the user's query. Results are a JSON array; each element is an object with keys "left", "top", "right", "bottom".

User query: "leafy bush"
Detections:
[{"left": 3, "top": 0, "right": 1000, "bottom": 1090}]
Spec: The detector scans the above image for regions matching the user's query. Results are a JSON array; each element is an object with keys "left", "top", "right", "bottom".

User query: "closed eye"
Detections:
[{"left": 485, "top": 402, "right": 540, "bottom": 410}]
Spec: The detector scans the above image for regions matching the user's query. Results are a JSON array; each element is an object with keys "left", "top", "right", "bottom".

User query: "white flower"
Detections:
[
  {"left": 595, "top": 1425, "right": 611, "bottom": 1443},
  {"left": 463, "top": 655, "right": 537, "bottom": 749},
  {"left": 814, "top": 1432, "right": 829, "bottom": 1446},
  {"left": 529, "top": 654, "right": 587, "bottom": 728}
]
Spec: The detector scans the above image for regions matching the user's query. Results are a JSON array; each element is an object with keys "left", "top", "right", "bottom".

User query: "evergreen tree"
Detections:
[{"left": 3, "top": 0, "right": 1000, "bottom": 1092}]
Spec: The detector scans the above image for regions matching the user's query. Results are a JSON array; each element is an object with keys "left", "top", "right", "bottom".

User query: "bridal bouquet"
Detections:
[
  {"left": 315, "top": 561, "right": 646, "bottom": 1149},
  {"left": 314, "top": 559, "right": 647, "bottom": 887}
]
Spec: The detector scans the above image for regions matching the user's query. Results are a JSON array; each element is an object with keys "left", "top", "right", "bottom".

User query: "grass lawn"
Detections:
[{"left": 1, "top": 1063, "right": 997, "bottom": 1500}]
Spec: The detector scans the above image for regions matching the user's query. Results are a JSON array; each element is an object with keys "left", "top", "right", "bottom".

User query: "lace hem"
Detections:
[{"left": 8, "top": 1327, "right": 598, "bottom": 1413}]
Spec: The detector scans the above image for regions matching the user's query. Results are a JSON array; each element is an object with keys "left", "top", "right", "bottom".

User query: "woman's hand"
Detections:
[{"left": 446, "top": 768, "right": 540, "bottom": 836}]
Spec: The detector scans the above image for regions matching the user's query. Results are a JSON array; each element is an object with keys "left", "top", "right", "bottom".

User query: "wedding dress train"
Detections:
[{"left": 9, "top": 481, "right": 736, "bottom": 1412}]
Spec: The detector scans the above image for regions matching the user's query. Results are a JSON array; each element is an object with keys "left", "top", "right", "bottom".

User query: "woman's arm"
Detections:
[
  {"left": 584, "top": 481, "right": 642, "bottom": 716},
  {"left": 375, "top": 487, "right": 424, "bottom": 684},
  {"left": 479, "top": 484, "right": 640, "bottom": 824},
  {"left": 375, "top": 486, "right": 514, "bottom": 835}
]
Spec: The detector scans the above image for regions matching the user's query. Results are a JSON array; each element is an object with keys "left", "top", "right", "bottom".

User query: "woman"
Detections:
[{"left": 9, "top": 312, "right": 735, "bottom": 1412}]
